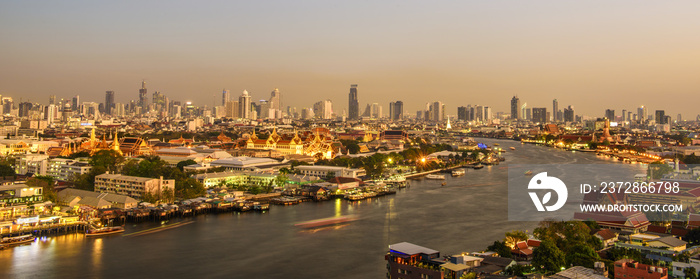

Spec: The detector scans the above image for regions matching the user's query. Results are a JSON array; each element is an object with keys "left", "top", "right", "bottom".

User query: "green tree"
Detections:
[
  {"left": 687, "top": 229, "right": 700, "bottom": 246},
  {"left": 685, "top": 267, "right": 698, "bottom": 279},
  {"left": 275, "top": 173, "right": 289, "bottom": 188},
  {"left": 565, "top": 243, "right": 600, "bottom": 268},
  {"left": 460, "top": 272, "right": 476, "bottom": 279},
  {"left": 90, "top": 150, "right": 125, "bottom": 171},
  {"left": 505, "top": 230, "right": 529, "bottom": 248},
  {"left": 175, "top": 178, "right": 206, "bottom": 200},
  {"left": 0, "top": 164, "right": 16, "bottom": 178},
  {"left": 325, "top": 171, "right": 336, "bottom": 180},
  {"left": 505, "top": 265, "right": 531, "bottom": 276},
  {"left": 648, "top": 162, "right": 672, "bottom": 179},
  {"left": 176, "top": 159, "right": 197, "bottom": 171},
  {"left": 532, "top": 240, "right": 565, "bottom": 274},
  {"left": 487, "top": 240, "right": 513, "bottom": 259}
]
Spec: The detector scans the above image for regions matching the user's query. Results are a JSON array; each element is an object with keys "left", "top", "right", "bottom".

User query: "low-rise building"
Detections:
[
  {"left": 94, "top": 172, "right": 175, "bottom": 200},
  {"left": 57, "top": 188, "right": 139, "bottom": 209},
  {"left": 614, "top": 259, "right": 667, "bottom": 279},
  {"left": 386, "top": 242, "right": 444, "bottom": 279},
  {"left": 295, "top": 165, "right": 366, "bottom": 178}
]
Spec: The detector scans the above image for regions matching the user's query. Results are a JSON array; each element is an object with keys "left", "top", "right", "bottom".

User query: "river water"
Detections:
[{"left": 0, "top": 139, "right": 645, "bottom": 279}]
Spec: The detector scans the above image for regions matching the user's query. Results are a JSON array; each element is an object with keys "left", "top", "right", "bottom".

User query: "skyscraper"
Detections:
[
  {"left": 564, "top": 106, "right": 575, "bottom": 122},
  {"left": 239, "top": 90, "right": 251, "bottom": 119},
  {"left": 105, "top": 91, "right": 115, "bottom": 115},
  {"left": 532, "top": 108, "right": 547, "bottom": 124},
  {"left": 390, "top": 101, "right": 404, "bottom": 121},
  {"left": 222, "top": 89, "right": 230, "bottom": 106},
  {"left": 348, "top": 84, "right": 359, "bottom": 120},
  {"left": 457, "top": 106, "right": 467, "bottom": 121},
  {"left": 605, "top": 109, "right": 615, "bottom": 120},
  {"left": 638, "top": 106, "right": 647, "bottom": 122},
  {"left": 270, "top": 88, "right": 281, "bottom": 111},
  {"left": 552, "top": 99, "right": 558, "bottom": 122},
  {"left": 49, "top": 95, "right": 56, "bottom": 105},
  {"left": 139, "top": 80, "right": 148, "bottom": 109},
  {"left": 655, "top": 110, "right": 666, "bottom": 124},
  {"left": 430, "top": 101, "right": 443, "bottom": 122},
  {"left": 72, "top": 95, "right": 80, "bottom": 110},
  {"left": 510, "top": 96, "right": 521, "bottom": 120}
]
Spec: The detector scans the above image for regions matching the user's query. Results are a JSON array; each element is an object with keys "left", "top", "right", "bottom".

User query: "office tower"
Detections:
[
  {"left": 18, "top": 102, "right": 33, "bottom": 118},
  {"left": 429, "top": 101, "right": 443, "bottom": 122},
  {"left": 270, "top": 88, "right": 281, "bottom": 111},
  {"left": 239, "top": 90, "right": 251, "bottom": 119},
  {"left": 139, "top": 80, "right": 148, "bottom": 108},
  {"left": 655, "top": 110, "right": 666, "bottom": 124},
  {"left": 552, "top": 99, "right": 558, "bottom": 122},
  {"left": 370, "top": 103, "right": 382, "bottom": 119},
  {"left": 49, "top": 95, "right": 56, "bottom": 105},
  {"left": 510, "top": 96, "right": 521, "bottom": 120},
  {"left": 105, "top": 91, "right": 115, "bottom": 115},
  {"left": 72, "top": 95, "right": 80, "bottom": 111},
  {"left": 225, "top": 101, "right": 239, "bottom": 118},
  {"left": 525, "top": 108, "right": 532, "bottom": 121},
  {"left": 475, "top": 105, "right": 484, "bottom": 122},
  {"left": 637, "top": 106, "right": 647, "bottom": 122},
  {"left": 621, "top": 109, "right": 627, "bottom": 121},
  {"left": 457, "top": 106, "right": 468, "bottom": 121},
  {"left": 222, "top": 89, "right": 230, "bottom": 106},
  {"left": 348, "top": 84, "right": 359, "bottom": 120},
  {"left": 678, "top": 114, "right": 682, "bottom": 122},
  {"left": 521, "top": 103, "right": 527, "bottom": 120},
  {"left": 484, "top": 107, "right": 492, "bottom": 122},
  {"left": 312, "top": 100, "right": 333, "bottom": 119},
  {"left": 532, "top": 108, "right": 547, "bottom": 124},
  {"left": 605, "top": 109, "right": 615, "bottom": 120},
  {"left": 389, "top": 101, "right": 404, "bottom": 121},
  {"left": 564, "top": 106, "right": 574, "bottom": 122}
]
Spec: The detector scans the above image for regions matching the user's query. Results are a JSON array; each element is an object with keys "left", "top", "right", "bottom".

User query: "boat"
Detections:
[
  {"left": 294, "top": 215, "right": 358, "bottom": 229},
  {"left": 86, "top": 226, "right": 125, "bottom": 237},
  {"left": 252, "top": 203, "right": 270, "bottom": 211},
  {"left": 494, "top": 143, "right": 500, "bottom": 146},
  {"left": 525, "top": 170, "right": 533, "bottom": 175},
  {"left": 426, "top": 174, "right": 445, "bottom": 180},
  {"left": 510, "top": 147, "right": 516, "bottom": 151},
  {"left": 1, "top": 234, "right": 35, "bottom": 246},
  {"left": 472, "top": 164, "right": 484, "bottom": 169},
  {"left": 451, "top": 169, "right": 465, "bottom": 176}
]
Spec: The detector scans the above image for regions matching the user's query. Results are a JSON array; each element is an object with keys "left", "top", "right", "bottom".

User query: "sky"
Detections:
[{"left": 1, "top": 1, "right": 700, "bottom": 119}]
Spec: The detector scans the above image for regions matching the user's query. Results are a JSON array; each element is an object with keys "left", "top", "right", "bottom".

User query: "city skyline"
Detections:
[{"left": 2, "top": 1, "right": 700, "bottom": 117}]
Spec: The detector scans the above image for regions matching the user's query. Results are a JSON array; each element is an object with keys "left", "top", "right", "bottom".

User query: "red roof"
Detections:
[
  {"left": 527, "top": 239, "right": 541, "bottom": 247},
  {"left": 646, "top": 225, "right": 667, "bottom": 234}
]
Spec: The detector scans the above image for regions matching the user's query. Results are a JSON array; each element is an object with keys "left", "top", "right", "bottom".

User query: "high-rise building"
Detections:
[
  {"left": 270, "top": 88, "right": 281, "bottom": 111},
  {"left": 313, "top": 100, "right": 333, "bottom": 119},
  {"left": 638, "top": 106, "right": 647, "bottom": 122},
  {"left": 72, "top": 95, "right": 80, "bottom": 111},
  {"left": 564, "top": 106, "right": 575, "bottom": 122},
  {"left": 621, "top": 109, "right": 627, "bottom": 122},
  {"left": 105, "top": 91, "right": 115, "bottom": 115},
  {"left": 49, "top": 95, "right": 56, "bottom": 105},
  {"left": 605, "top": 109, "right": 615, "bottom": 120},
  {"left": 521, "top": 103, "right": 528, "bottom": 120},
  {"left": 430, "top": 101, "right": 443, "bottom": 122},
  {"left": 678, "top": 114, "right": 682, "bottom": 122},
  {"left": 552, "top": 99, "right": 558, "bottom": 122},
  {"left": 238, "top": 90, "right": 251, "bottom": 119},
  {"left": 389, "top": 101, "right": 403, "bottom": 121},
  {"left": 532, "top": 107, "right": 547, "bottom": 124},
  {"left": 348, "top": 84, "right": 359, "bottom": 120},
  {"left": 222, "top": 89, "right": 230, "bottom": 106},
  {"left": 457, "top": 106, "right": 467, "bottom": 121},
  {"left": 18, "top": 102, "right": 33, "bottom": 118},
  {"left": 510, "top": 96, "right": 521, "bottom": 120},
  {"left": 139, "top": 80, "right": 148, "bottom": 109},
  {"left": 655, "top": 110, "right": 666, "bottom": 124}
]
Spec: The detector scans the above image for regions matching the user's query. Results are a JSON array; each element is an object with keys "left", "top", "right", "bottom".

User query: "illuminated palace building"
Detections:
[
  {"left": 46, "top": 128, "right": 153, "bottom": 157},
  {"left": 245, "top": 128, "right": 339, "bottom": 160}
]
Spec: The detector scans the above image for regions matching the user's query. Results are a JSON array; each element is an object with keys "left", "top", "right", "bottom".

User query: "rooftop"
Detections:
[{"left": 389, "top": 242, "right": 439, "bottom": 256}]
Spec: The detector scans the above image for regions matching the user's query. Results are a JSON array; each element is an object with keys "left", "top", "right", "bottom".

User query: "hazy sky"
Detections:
[{"left": 2, "top": 1, "right": 700, "bottom": 119}]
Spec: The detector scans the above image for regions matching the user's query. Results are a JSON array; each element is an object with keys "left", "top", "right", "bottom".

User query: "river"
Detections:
[{"left": 0, "top": 139, "right": 645, "bottom": 278}]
